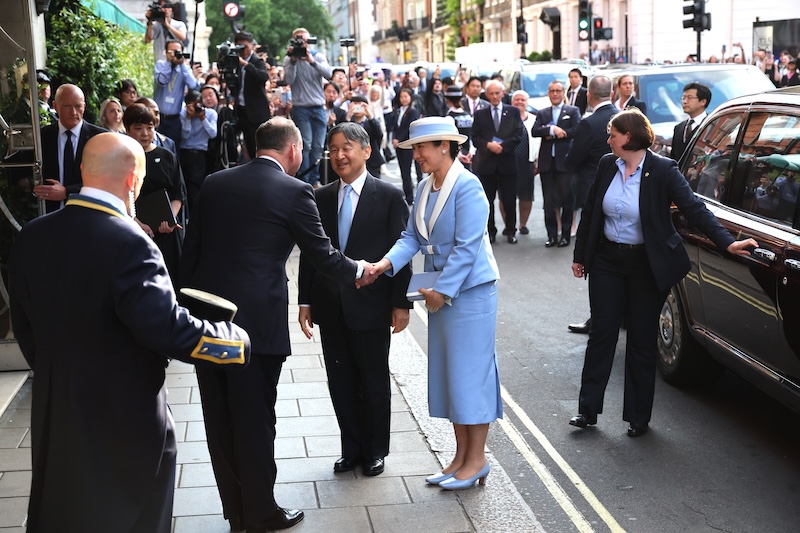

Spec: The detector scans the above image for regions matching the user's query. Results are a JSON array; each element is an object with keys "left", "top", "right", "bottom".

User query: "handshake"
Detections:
[{"left": 355, "top": 258, "right": 390, "bottom": 288}]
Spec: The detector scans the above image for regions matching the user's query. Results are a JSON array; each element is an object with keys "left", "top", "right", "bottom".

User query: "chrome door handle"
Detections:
[
  {"left": 785, "top": 259, "right": 800, "bottom": 271},
  {"left": 753, "top": 248, "right": 776, "bottom": 262}
]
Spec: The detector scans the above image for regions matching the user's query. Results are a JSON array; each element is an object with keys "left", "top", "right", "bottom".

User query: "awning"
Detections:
[{"left": 80, "top": 0, "right": 147, "bottom": 33}]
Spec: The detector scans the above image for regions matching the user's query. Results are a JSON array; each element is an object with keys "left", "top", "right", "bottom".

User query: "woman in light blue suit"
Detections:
[{"left": 372, "top": 117, "right": 502, "bottom": 490}]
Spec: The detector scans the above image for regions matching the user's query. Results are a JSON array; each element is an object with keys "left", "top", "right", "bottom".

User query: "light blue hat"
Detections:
[{"left": 396, "top": 116, "right": 468, "bottom": 149}]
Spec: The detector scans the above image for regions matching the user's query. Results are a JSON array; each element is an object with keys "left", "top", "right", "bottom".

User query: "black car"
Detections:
[{"left": 658, "top": 86, "right": 800, "bottom": 412}]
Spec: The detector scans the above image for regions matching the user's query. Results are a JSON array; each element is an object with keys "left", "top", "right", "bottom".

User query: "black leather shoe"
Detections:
[
  {"left": 489, "top": 233, "right": 496, "bottom": 243},
  {"left": 569, "top": 414, "right": 597, "bottom": 428},
  {"left": 519, "top": 226, "right": 529, "bottom": 235},
  {"left": 363, "top": 457, "right": 385, "bottom": 476},
  {"left": 557, "top": 237, "right": 571, "bottom": 247},
  {"left": 246, "top": 508, "right": 304, "bottom": 532},
  {"left": 627, "top": 423, "right": 649, "bottom": 437},
  {"left": 567, "top": 318, "right": 591, "bottom": 334},
  {"left": 502, "top": 227, "right": 510, "bottom": 236},
  {"left": 545, "top": 238, "right": 558, "bottom": 247},
  {"left": 507, "top": 235, "right": 518, "bottom": 244},
  {"left": 333, "top": 457, "right": 359, "bottom": 473}
]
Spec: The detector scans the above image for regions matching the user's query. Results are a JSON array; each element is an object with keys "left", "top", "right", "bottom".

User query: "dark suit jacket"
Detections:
[
  {"left": 573, "top": 151, "right": 735, "bottom": 292},
  {"left": 670, "top": 118, "right": 693, "bottom": 162},
  {"left": 460, "top": 96, "right": 490, "bottom": 116},
  {"left": 9, "top": 195, "right": 249, "bottom": 532},
  {"left": 531, "top": 104, "right": 581, "bottom": 173},
  {"left": 353, "top": 118, "right": 385, "bottom": 175},
  {"left": 236, "top": 53, "right": 271, "bottom": 124},
  {"left": 41, "top": 121, "right": 106, "bottom": 212},
  {"left": 616, "top": 95, "right": 647, "bottom": 114},
  {"left": 181, "top": 158, "right": 358, "bottom": 355},
  {"left": 388, "top": 106, "right": 420, "bottom": 141},
  {"left": 566, "top": 86, "right": 588, "bottom": 116},
  {"left": 298, "top": 175, "right": 412, "bottom": 330},
  {"left": 565, "top": 102, "right": 618, "bottom": 182},
  {"left": 471, "top": 104, "right": 523, "bottom": 175}
]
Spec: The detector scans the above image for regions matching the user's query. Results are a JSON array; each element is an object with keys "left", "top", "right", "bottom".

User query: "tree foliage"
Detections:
[
  {"left": 44, "top": 0, "right": 152, "bottom": 121},
  {"left": 205, "top": 0, "right": 334, "bottom": 63}
]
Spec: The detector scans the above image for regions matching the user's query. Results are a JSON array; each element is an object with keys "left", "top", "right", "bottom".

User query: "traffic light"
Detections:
[
  {"left": 517, "top": 16, "right": 527, "bottom": 44},
  {"left": 223, "top": 0, "right": 244, "bottom": 22},
  {"left": 683, "top": 0, "right": 711, "bottom": 32},
  {"left": 578, "top": 1, "right": 591, "bottom": 41},
  {"left": 593, "top": 17, "right": 603, "bottom": 40}
]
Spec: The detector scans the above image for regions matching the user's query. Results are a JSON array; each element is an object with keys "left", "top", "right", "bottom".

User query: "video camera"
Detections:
[
  {"left": 217, "top": 41, "right": 244, "bottom": 89},
  {"left": 146, "top": 2, "right": 167, "bottom": 21},
  {"left": 173, "top": 51, "right": 191, "bottom": 60},
  {"left": 289, "top": 36, "right": 318, "bottom": 58}
]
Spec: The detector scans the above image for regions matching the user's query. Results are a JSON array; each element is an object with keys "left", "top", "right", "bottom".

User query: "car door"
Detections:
[{"left": 684, "top": 109, "right": 786, "bottom": 367}]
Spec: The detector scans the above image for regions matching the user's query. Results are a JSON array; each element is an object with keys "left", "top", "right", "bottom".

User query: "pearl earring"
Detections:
[{"left": 442, "top": 150, "right": 446, "bottom": 154}]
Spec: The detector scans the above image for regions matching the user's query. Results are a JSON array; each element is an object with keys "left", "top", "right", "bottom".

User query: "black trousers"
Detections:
[
  {"left": 158, "top": 115, "right": 182, "bottom": 153},
  {"left": 578, "top": 245, "right": 668, "bottom": 424},
  {"left": 180, "top": 149, "right": 207, "bottom": 213},
  {"left": 397, "top": 149, "right": 415, "bottom": 204},
  {"left": 236, "top": 106, "right": 259, "bottom": 161},
  {"left": 479, "top": 172, "right": 517, "bottom": 237},
  {"left": 196, "top": 354, "right": 285, "bottom": 528},
  {"left": 541, "top": 169, "right": 574, "bottom": 239},
  {"left": 319, "top": 316, "right": 392, "bottom": 461}
]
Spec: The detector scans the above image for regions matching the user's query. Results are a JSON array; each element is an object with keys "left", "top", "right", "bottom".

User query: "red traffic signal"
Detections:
[
  {"left": 223, "top": 1, "right": 244, "bottom": 21},
  {"left": 594, "top": 17, "right": 603, "bottom": 30}
]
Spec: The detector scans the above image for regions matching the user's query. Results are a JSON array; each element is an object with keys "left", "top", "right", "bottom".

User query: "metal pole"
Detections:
[{"left": 696, "top": 30, "right": 701, "bottom": 62}]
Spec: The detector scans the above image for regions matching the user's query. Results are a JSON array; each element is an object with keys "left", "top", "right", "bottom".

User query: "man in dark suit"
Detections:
[
  {"left": 532, "top": 80, "right": 581, "bottom": 247},
  {"left": 181, "top": 117, "right": 375, "bottom": 533},
  {"left": 613, "top": 74, "right": 647, "bottom": 113},
  {"left": 566, "top": 68, "right": 588, "bottom": 116},
  {"left": 233, "top": 31, "right": 271, "bottom": 161},
  {"left": 670, "top": 82, "right": 711, "bottom": 162},
  {"left": 34, "top": 84, "right": 106, "bottom": 212},
  {"left": 471, "top": 80, "right": 524, "bottom": 243},
  {"left": 460, "top": 76, "right": 490, "bottom": 117},
  {"left": 298, "top": 122, "right": 412, "bottom": 477},
  {"left": 564, "top": 75, "right": 617, "bottom": 334},
  {"left": 10, "top": 133, "right": 249, "bottom": 533}
]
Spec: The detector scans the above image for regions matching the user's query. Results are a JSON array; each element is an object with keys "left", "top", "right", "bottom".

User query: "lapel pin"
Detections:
[{"left": 644, "top": 172, "right": 650, "bottom": 178}]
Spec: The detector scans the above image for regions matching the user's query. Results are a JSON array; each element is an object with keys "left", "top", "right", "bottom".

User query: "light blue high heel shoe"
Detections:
[
  {"left": 425, "top": 471, "right": 456, "bottom": 485},
  {"left": 438, "top": 462, "right": 490, "bottom": 490}
]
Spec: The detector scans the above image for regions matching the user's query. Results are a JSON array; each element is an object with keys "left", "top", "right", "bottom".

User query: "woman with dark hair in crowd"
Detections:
[
  {"left": 115, "top": 79, "right": 139, "bottom": 110},
  {"left": 390, "top": 88, "right": 421, "bottom": 204}
]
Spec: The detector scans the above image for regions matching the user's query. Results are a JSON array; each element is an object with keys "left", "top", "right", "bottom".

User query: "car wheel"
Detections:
[{"left": 657, "top": 286, "right": 721, "bottom": 386}]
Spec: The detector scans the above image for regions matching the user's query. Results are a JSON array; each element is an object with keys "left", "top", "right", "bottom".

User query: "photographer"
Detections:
[
  {"left": 232, "top": 31, "right": 271, "bottom": 161},
  {"left": 155, "top": 39, "right": 201, "bottom": 149},
  {"left": 201, "top": 84, "right": 237, "bottom": 172},
  {"left": 283, "top": 27, "right": 332, "bottom": 186},
  {"left": 180, "top": 89, "right": 217, "bottom": 209},
  {"left": 144, "top": 1, "right": 187, "bottom": 62}
]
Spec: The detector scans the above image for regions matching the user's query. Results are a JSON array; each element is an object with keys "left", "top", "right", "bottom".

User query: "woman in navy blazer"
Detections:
[
  {"left": 373, "top": 116, "right": 502, "bottom": 490},
  {"left": 569, "top": 109, "right": 756, "bottom": 437},
  {"left": 390, "top": 88, "right": 422, "bottom": 204}
]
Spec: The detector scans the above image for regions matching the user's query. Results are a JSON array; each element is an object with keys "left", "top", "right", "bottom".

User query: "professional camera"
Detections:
[
  {"left": 216, "top": 41, "right": 245, "bottom": 89},
  {"left": 173, "top": 51, "right": 190, "bottom": 60},
  {"left": 146, "top": 2, "right": 166, "bottom": 21},
  {"left": 289, "top": 36, "right": 318, "bottom": 58}
]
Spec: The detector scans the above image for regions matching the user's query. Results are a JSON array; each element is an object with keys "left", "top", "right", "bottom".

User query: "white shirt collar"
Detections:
[
  {"left": 258, "top": 155, "right": 286, "bottom": 173},
  {"left": 690, "top": 111, "right": 707, "bottom": 127},
  {"left": 593, "top": 100, "right": 613, "bottom": 110},
  {"left": 58, "top": 120, "right": 83, "bottom": 139},
  {"left": 340, "top": 169, "right": 368, "bottom": 196},
  {"left": 79, "top": 186, "right": 129, "bottom": 216}
]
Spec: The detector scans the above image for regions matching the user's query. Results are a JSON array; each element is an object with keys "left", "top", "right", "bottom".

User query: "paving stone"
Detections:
[
  {"left": 170, "top": 403, "right": 205, "bottom": 422},
  {"left": 276, "top": 456, "right": 351, "bottom": 483},
  {"left": 276, "top": 415, "right": 339, "bottom": 438},
  {"left": 292, "top": 368, "right": 328, "bottom": 383},
  {"left": 275, "top": 436, "right": 306, "bottom": 459},
  {"left": 190, "top": 387, "right": 203, "bottom": 404},
  {"left": 297, "top": 397, "right": 335, "bottom": 417},
  {"left": 176, "top": 441, "right": 211, "bottom": 464},
  {"left": 317, "top": 477, "right": 410, "bottom": 508},
  {"left": 287, "top": 344, "right": 325, "bottom": 357},
  {"left": 0, "top": 497, "right": 27, "bottom": 527},
  {"left": 304, "top": 435, "right": 340, "bottom": 458},
  {"left": 18, "top": 432, "right": 30, "bottom": 449},
  {"left": 391, "top": 392, "right": 410, "bottom": 412},
  {"left": 173, "top": 514, "right": 230, "bottom": 533},
  {"left": 285, "top": 507, "right": 372, "bottom": 533},
  {"left": 275, "top": 399, "right": 299, "bottom": 417},
  {"left": 166, "top": 387, "right": 191, "bottom": 405},
  {"left": 0, "top": 429, "right": 26, "bottom": 449},
  {"left": 173, "top": 421, "right": 187, "bottom": 443},
  {"left": 277, "top": 382, "right": 331, "bottom": 403},
  {"left": 368, "top": 501, "right": 473, "bottom": 533},
  {"left": 281, "top": 356, "right": 323, "bottom": 370},
  {"left": 0, "top": 410, "right": 30, "bottom": 429},
  {"left": 389, "top": 430, "right": 431, "bottom": 454},
  {"left": 353, "top": 452, "right": 439, "bottom": 479},
  {"left": 164, "top": 373, "right": 198, "bottom": 388},
  {"left": 278, "top": 371, "right": 293, "bottom": 384},
  {"left": 403, "top": 476, "right": 462, "bottom": 503},
  {"left": 184, "top": 421, "right": 207, "bottom": 442},
  {"left": 274, "top": 481, "right": 317, "bottom": 510},
  {"left": 391, "top": 411, "right": 420, "bottom": 432},
  {"left": 179, "top": 462, "right": 217, "bottom": 488},
  {"left": 0, "top": 471, "right": 30, "bottom": 497},
  {"left": 0, "top": 449, "right": 30, "bottom": 472},
  {"left": 166, "top": 360, "right": 194, "bottom": 374},
  {"left": 172, "top": 486, "right": 223, "bottom": 516}
]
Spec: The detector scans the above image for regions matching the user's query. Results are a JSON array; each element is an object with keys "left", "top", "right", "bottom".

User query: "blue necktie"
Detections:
[{"left": 338, "top": 184, "right": 353, "bottom": 250}]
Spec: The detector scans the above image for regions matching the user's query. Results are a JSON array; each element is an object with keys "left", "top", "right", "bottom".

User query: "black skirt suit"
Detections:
[{"left": 573, "top": 150, "right": 735, "bottom": 424}]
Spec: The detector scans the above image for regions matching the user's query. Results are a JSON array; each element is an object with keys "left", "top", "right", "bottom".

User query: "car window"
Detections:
[
  {"left": 736, "top": 112, "right": 800, "bottom": 226},
  {"left": 682, "top": 112, "right": 744, "bottom": 202},
  {"left": 519, "top": 69, "right": 570, "bottom": 97}
]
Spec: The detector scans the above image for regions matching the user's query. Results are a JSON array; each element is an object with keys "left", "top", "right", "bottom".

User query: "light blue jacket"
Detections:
[{"left": 385, "top": 162, "right": 499, "bottom": 299}]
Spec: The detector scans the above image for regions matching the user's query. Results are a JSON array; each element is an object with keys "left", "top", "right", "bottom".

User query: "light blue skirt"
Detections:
[{"left": 427, "top": 281, "right": 503, "bottom": 424}]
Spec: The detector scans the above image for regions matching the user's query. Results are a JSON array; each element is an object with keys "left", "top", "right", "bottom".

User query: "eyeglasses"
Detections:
[
  {"left": 681, "top": 95, "right": 699, "bottom": 101},
  {"left": 549, "top": 89, "right": 564, "bottom": 93}
]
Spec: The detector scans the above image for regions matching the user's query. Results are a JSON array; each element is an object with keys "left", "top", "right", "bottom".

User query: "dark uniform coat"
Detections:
[{"left": 9, "top": 194, "right": 250, "bottom": 533}]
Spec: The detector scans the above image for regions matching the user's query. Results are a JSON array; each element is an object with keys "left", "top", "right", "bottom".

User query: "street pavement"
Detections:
[{"left": 0, "top": 178, "right": 545, "bottom": 533}]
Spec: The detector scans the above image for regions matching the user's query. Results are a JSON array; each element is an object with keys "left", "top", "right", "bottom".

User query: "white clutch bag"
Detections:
[{"left": 405, "top": 271, "right": 442, "bottom": 301}]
